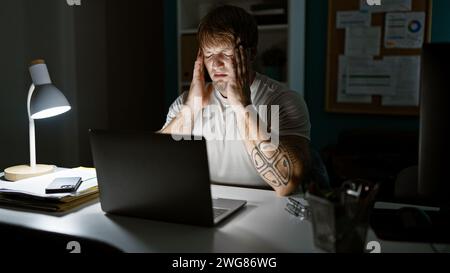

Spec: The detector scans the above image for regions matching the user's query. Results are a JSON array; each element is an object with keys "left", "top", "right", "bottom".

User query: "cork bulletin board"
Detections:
[{"left": 325, "top": 0, "right": 433, "bottom": 116}]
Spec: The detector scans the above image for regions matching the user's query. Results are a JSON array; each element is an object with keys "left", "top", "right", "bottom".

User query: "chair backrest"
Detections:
[{"left": 308, "top": 147, "right": 331, "bottom": 191}]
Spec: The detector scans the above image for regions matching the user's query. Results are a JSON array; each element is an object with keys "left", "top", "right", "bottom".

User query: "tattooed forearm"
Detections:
[
  {"left": 251, "top": 142, "right": 293, "bottom": 188},
  {"left": 234, "top": 105, "right": 310, "bottom": 195},
  {"left": 250, "top": 136, "right": 310, "bottom": 194}
]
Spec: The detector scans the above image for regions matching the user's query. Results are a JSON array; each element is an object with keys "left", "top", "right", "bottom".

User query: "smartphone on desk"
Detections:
[{"left": 45, "top": 177, "right": 82, "bottom": 194}]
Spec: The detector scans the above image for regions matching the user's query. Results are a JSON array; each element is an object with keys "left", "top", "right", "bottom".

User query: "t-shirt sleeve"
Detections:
[
  {"left": 271, "top": 91, "right": 311, "bottom": 140},
  {"left": 161, "top": 92, "right": 188, "bottom": 130}
]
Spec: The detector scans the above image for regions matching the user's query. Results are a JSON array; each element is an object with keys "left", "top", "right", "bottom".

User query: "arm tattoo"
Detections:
[
  {"left": 251, "top": 142, "right": 292, "bottom": 187},
  {"left": 251, "top": 137, "right": 309, "bottom": 189}
]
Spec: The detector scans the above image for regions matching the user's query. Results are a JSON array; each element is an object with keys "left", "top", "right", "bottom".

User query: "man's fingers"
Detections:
[
  {"left": 234, "top": 36, "right": 244, "bottom": 84},
  {"left": 235, "top": 47, "right": 242, "bottom": 82},
  {"left": 246, "top": 48, "right": 252, "bottom": 84},
  {"left": 240, "top": 45, "right": 247, "bottom": 79},
  {"left": 193, "top": 49, "right": 204, "bottom": 81},
  {"left": 196, "top": 48, "right": 204, "bottom": 67},
  {"left": 193, "top": 60, "right": 200, "bottom": 77},
  {"left": 236, "top": 37, "right": 242, "bottom": 47},
  {"left": 239, "top": 45, "right": 250, "bottom": 88},
  {"left": 235, "top": 36, "right": 242, "bottom": 78}
]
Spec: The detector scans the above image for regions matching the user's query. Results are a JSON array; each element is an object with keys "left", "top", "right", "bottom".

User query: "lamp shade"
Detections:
[
  {"left": 28, "top": 60, "right": 71, "bottom": 119},
  {"left": 30, "top": 84, "right": 71, "bottom": 119}
]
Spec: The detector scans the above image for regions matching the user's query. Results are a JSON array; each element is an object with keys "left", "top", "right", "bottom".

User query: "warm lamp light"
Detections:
[{"left": 4, "top": 60, "right": 71, "bottom": 181}]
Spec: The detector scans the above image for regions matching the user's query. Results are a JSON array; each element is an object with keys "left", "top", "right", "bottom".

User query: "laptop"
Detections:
[{"left": 89, "top": 130, "right": 246, "bottom": 226}]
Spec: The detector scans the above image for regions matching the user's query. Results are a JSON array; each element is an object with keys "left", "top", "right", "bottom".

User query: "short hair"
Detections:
[{"left": 197, "top": 5, "right": 258, "bottom": 51}]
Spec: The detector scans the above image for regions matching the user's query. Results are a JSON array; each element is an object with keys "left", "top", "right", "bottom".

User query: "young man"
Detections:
[{"left": 161, "top": 5, "right": 311, "bottom": 196}]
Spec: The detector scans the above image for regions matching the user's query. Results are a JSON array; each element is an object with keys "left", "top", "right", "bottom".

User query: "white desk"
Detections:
[{"left": 0, "top": 183, "right": 448, "bottom": 253}]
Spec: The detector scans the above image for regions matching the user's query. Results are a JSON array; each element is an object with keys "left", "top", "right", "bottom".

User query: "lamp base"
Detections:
[{"left": 4, "top": 164, "right": 56, "bottom": 182}]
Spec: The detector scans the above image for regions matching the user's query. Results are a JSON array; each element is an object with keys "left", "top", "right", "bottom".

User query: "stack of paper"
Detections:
[{"left": 0, "top": 167, "right": 99, "bottom": 212}]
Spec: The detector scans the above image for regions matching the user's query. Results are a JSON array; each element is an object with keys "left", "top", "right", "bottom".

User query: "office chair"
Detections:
[{"left": 307, "top": 147, "right": 331, "bottom": 192}]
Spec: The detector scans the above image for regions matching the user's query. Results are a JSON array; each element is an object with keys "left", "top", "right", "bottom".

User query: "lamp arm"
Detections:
[{"left": 27, "top": 84, "right": 36, "bottom": 168}]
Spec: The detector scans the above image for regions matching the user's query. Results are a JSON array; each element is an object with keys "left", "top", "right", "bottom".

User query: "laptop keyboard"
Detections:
[{"left": 213, "top": 208, "right": 229, "bottom": 219}]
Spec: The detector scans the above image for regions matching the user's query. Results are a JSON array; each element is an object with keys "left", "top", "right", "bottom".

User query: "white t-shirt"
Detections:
[{"left": 163, "top": 73, "right": 311, "bottom": 188}]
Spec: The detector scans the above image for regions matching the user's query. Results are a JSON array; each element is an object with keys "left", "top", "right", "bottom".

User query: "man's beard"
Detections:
[{"left": 213, "top": 81, "right": 227, "bottom": 95}]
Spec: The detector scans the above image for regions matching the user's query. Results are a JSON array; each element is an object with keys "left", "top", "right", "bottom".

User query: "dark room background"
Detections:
[
  {"left": 164, "top": 0, "right": 450, "bottom": 152},
  {"left": 0, "top": 0, "right": 165, "bottom": 170},
  {"left": 1, "top": 0, "right": 450, "bottom": 172}
]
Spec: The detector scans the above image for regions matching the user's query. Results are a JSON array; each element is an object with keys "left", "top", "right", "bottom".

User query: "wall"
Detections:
[
  {"left": 72, "top": 0, "right": 109, "bottom": 166},
  {"left": 431, "top": 0, "right": 450, "bottom": 42},
  {"left": 164, "top": 0, "right": 179, "bottom": 111},
  {"left": 304, "top": 0, "right": 450, "bottom": 151},
  {"left": 0, "top": 0, "right": 80, "bottom": 170},
  {"left": 106, "top": 0, "right": 165, "bottom": 132},
  {"left": 0, "top": 1, "right": 28, "bottom": 170},
  {"left": 0, "top": 0, "right": 166, "bottom": 170}
]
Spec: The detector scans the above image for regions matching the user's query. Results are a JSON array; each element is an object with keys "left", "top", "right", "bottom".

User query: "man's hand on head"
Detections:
[
  {"left": 227, "top": 37, "right": 252, "bottom": 107},
  {"left": 185, "top": 49, "right": 212, "bottom": 109}
]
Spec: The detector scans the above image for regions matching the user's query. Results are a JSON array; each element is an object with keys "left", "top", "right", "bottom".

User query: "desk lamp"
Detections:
[{"left": 4, "top": 60, "right": 71, "bottom": 181}]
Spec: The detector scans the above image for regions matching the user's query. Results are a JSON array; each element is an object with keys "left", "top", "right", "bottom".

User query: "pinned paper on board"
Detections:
[
  {"left": 326, "top": 0, "right": 430, "bottom": 115},
  {"left": 345, "top": 27, "right": 381, "bottom": 56},
  {"left": 382, "top": 56, "right": 421, "bottom": 106},
  {"left": 360, "top": 0, "right": 412, "bottom": 13},
  {"left": 336, "top": 11, "right": 371, "bottom": 29},
  {"left": 343, "top": 57, "right": 397, "bottom": 96},
  {"left": 385, "top": 12, "right": 426, "bottom": 49},
  {"left": 337, "top": 55, "right": 373, "bottom": 103}
]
